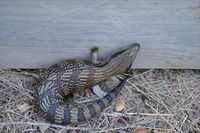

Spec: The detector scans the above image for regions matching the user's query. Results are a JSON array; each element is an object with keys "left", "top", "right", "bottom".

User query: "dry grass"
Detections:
[{"left": 0, "top": 69, "right": 199, "bottom": 133}]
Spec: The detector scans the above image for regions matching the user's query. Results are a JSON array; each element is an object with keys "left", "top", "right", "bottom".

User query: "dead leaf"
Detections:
[
  {"left": 16, "top": 103, "right": 31, "bottom": 114},
  {"left": 39, "top": 125, "right": 49, "bottom": 133},
  {"left": 37, "top": 117, "right": 50, "bottom": 133},
  {"left": 115, "top": 99, "right": 125, "bottom": 112}
]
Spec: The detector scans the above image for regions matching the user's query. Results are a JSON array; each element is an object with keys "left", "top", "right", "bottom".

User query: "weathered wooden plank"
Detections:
[{"left": 0, "top": 0, "right": 199, "bottom": 69}]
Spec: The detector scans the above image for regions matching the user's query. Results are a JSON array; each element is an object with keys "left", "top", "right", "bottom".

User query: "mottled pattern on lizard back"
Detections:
[{"left": 35, "top": 43, "right": 140, "bottom": 125}]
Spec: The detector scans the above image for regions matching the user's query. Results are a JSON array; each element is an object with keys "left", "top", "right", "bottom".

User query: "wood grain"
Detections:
[{"left": 0, "top": 0, "right": 199, "bottom": 69}]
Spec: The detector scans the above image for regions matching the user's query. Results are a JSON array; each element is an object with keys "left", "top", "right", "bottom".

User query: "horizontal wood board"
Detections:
[{"left": 0, "top": 0, "right": 200, "bottom": 69}]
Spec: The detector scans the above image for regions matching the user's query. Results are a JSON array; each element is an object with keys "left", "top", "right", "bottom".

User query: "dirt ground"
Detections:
[{"left": 0, "top": 69, "right": 199, "bottom": 133}]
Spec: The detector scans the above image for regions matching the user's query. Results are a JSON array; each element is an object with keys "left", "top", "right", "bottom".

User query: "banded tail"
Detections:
[{"left": 46, "top": 76, "right": 130, "bottom": 125}]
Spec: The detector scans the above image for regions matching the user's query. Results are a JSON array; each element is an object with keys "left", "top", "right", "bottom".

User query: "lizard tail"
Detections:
[{"left": 46, "top": 76, "right": 129, "bottom": 125}]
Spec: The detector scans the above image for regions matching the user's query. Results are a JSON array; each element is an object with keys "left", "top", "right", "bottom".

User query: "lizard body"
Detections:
[{"left": 35, "top": 43, "right": 140, "bottom": 125}]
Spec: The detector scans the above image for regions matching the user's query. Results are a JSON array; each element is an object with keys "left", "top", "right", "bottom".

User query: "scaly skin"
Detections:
[{"left": 35, "top": 43, "right": 140, "bottom": 125}]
